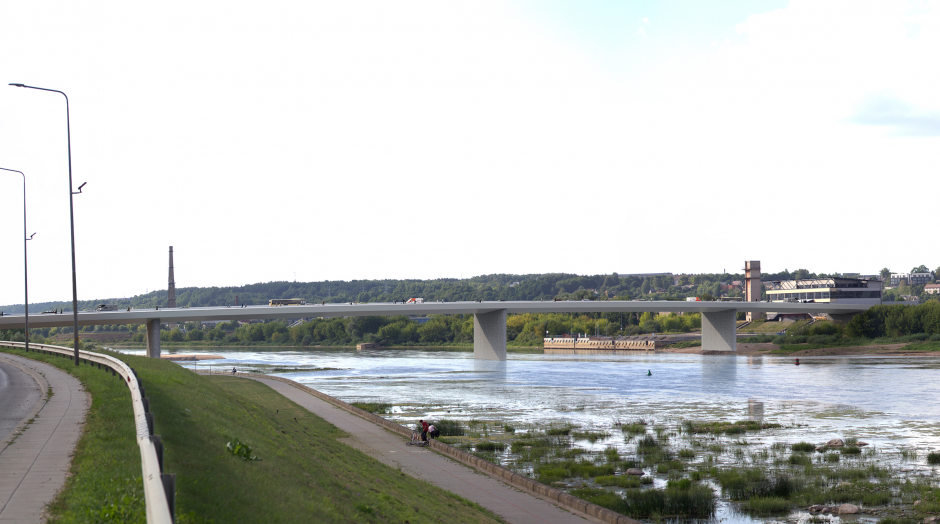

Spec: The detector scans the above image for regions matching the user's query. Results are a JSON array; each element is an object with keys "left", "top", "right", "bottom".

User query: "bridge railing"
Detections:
[{"left": 0, "top": 341, "right": 174, "bottom": 524}]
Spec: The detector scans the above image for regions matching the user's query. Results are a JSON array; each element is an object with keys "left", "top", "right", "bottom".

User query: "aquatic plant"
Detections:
[
  {"left": 502, "top": 424, "right": 515, "bottom": 434},
  {"left": 435, "top": 419, "right": 464, "bottom": 436},
  {"left": 678, "top": 449, "right": 695, "bottom": 459},
  {"left": 545, "top": 424, "right": 575, "bottom": 436},
  {"left": 350, "top": 402, "right": 392, "bottom": 414},
  {"left": 788, "top": 454, "right": 811, "bottom": 466},
  {"left": 571, "top": 484, "right": 716, "bottom": 518},
  {"left": 595, "top": 474, "right": 641, "bottom": 488},
  {"left": 792, "top": 442, "right": 816, "bottom": 452},
  {"left": 684, "top": 420, "right": 781, "bottom": 435},
  {"left": 717, "top": 469, "right": 797, "bottom": 500},
  {"left": 621, "top": 423, "right": 647, "bottom": 435},
  {"left": 636, "top": 435, "right": 661, "bottom": 453},
  {"left": 927, "top": 452, "right": 940, "bottom": 465},
  {"left": 603, "top": 446, "right": 621, "bottom": 462},
  {"left": 475, "top": 441, "right": 505, "bottom": 452},
  {"left": 742, "top": 496, "right": 791, "bottom": 514},
  {"left": 571, "top": 430, "right": 610, "bottom": 443}
]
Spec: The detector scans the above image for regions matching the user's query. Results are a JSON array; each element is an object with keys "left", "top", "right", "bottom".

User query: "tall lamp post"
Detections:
[
  {"left": 0, "top": 168, "right": 35, "bottom": 352},
  {"left": 10, "top": 83, "right": 85, "bottom": 365}
]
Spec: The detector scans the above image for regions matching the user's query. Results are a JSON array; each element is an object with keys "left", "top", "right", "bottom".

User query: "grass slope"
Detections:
[{"left": 1, "top": 347, "right": 505, "bottom": 524}]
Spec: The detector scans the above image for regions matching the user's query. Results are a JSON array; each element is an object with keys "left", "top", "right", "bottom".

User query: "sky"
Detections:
[{"left": 1, "top": 0, "right": 939, "bottom": 306}]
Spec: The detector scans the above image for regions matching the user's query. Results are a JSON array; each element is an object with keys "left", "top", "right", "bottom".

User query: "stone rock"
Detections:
[
  {"left": 808, "top": 505, "right": 827, "bottom": 513},
  {"left": 922, "top": 516, "right": 940, "bottom": 524},
  {"left": 626, "top": 468, "right": 645, "bottom": 476},
  {"left": 838, "top": 504, "right": 860, "bottom": 514},
  {"left": 857, "top": 441, "right": 869, "bottom": 447},
  {"left": 826, "top": 438, "right": 845, "bottom": 447},
  {"left": 815, "top": 445, "right": 827, "bottom": 452}
]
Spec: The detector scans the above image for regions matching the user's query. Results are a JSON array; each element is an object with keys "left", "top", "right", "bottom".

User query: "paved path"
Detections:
[
  {"left": 0, "top": 359, "right": 43, "bottom": 443},
  {"left": 244, "top": 376, "right": 601, "bottom": 524},
  {"left": 0, "top": 353, "right": 89, "bottom": 524}
]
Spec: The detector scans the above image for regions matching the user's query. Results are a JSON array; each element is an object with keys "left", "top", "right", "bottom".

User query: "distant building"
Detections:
[
  {"left": 891, "top": 272, "right": 934, "bottom": 287},
  {"left": 357, "top": 342, "right": 380, "bottom": 350},
  {"left": 766, "top": 277, "right": 883, "bottom": 305},
  {"left": 926, "top": 284, "right": 940, "bottom": 295}
]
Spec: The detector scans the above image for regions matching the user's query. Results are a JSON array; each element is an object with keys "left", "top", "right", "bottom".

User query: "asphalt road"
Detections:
[{"left": 0, "top": 359, "right": 41, "bottom": 443}]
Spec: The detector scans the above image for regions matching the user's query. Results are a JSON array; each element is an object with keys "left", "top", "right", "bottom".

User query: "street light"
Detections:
[
  {"left": 0, "top": 167, "right": 35, "bottom": 352},
  {"left": 10, "top": 83, "right": 84, "bottom": 365}
]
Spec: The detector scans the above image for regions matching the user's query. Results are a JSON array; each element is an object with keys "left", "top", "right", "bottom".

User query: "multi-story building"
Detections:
[
  {"left": 890, "top": 272, "right": 934, "bottom": 287},
  {"left": 766, "top": 277, "right": 883, "bottom": 305},
  {"left": 926, "top": 284, "right": 940, "bottom": 295}
]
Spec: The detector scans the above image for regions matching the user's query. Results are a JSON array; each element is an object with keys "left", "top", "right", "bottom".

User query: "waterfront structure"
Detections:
[
  {"left": 543, "top": 337, "right": 663, "bottom": 352},
  {"left": 168, "top": 246, "right": 176, "bottom": 308},
  {"left": 891, "top": 272, "right": 934, "bottom": 287},
  {"left": 356, "top": 342, "right": 380, "bottom": 350},
  {"left": 766, "top": 277, "right": 883, "bottom": 311}
]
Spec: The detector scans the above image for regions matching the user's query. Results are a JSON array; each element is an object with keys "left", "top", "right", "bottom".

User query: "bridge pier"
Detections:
[
  {"left": 146, "top": 319, "right": 161, "bottom": 358},
  {"left": 473, "top": 309, "right": 506, "bottom": 361},
  {"left": 702, "top": 309, "right": 736, "bottom": 352}
]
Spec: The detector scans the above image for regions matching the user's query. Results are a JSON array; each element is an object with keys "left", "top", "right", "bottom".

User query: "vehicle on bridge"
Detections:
[
  {"left": 269, "top": 298, "right": 306, "bottom": 306},
  {"left": 95, "top": 304, "right": 118, "bottom": 311},
  {"left": 406, "top": 298, "right": 424, "bottom": 304}
]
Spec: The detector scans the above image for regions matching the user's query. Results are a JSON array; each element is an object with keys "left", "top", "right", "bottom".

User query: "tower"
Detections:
[
  {"left": 168, "top": 246, "right": 176, "bottom": 308},
  {"left": 744, "top": 260, "right": 762, "bottom": 321}
]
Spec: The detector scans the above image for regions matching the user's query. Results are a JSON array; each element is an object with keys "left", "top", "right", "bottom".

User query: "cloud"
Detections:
[
  {"left": 852, "top": 92, "right": 940, "bottom": 136},
  {"left": 636, "top": 17, "right": 649, "bottom": 37}
]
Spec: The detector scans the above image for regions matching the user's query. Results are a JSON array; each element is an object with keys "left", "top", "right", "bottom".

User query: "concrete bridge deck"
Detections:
[{"left": 0, "top": 300, "right": 868, "bottom": 360}]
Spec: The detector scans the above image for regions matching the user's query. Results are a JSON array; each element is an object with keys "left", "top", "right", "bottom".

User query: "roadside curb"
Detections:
[
  {"left": 0, "top": 354, "right": 50, "bottom": 454},
  {"left": 231, "top": 371, "right": 642, "bottom": 524}
]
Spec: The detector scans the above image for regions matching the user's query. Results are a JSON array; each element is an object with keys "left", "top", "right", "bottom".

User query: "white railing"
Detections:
[{"left": 0, "top": 341, "right": 174, "bottom": 524}]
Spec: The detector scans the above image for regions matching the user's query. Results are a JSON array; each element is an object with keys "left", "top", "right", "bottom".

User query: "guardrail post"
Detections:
[
  {"left": 142, "top": 398, "right": 150, "bottom": 413},
  {"left": 161, "top": 473, "right": 176, "bottom": 523},
  {"left": 151, "top": 435, "right": 164, "bottom": 472},
  {"left": 146, "top": 412, "right": 154, "bottom": 436}
]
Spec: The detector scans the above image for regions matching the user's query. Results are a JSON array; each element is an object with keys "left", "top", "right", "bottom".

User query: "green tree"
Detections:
[
  {"left": 912, "top": 265, "right": 930, "bottom": 273},
  {"left": 880, "top": 268, "right": 891, "bottom": 282}
]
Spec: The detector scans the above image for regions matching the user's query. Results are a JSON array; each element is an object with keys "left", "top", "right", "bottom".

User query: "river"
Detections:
[{"left": 116, "top": 346, "right": 940, "bottom": 522}]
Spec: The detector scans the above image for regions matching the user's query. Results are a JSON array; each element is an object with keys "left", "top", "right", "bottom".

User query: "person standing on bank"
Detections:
[{"left": 419, "top": 419, "right": 430, "bottom": 442}]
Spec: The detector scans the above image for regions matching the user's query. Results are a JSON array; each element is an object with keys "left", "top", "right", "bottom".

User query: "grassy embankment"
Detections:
[{"left": 0, "top": 345, "right": 505, "bottom": 524}]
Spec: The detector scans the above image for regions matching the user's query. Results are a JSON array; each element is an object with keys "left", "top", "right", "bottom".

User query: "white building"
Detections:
[{"left": 890, "top": 272, "right": 934, "bottom": 287}]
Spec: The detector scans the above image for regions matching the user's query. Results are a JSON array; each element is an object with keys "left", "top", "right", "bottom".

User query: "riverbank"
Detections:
[
  {"left": 0, "top": 346, "right": 506, "bottom": 524},
  {"left": 664, "top": 341, "right": 936, "bottom": 356}
]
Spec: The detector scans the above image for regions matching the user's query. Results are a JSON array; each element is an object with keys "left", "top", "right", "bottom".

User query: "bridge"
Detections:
[{"left": 0, "top": 300, "right": 869, "bottom": 360}]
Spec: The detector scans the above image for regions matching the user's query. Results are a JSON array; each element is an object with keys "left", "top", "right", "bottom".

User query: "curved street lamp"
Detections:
[
  {"left": 0, "top": 168, "right": 35, "bottom": 351},
  {"left": 10, "top": 83, "right": 84, "bottom": 365}
]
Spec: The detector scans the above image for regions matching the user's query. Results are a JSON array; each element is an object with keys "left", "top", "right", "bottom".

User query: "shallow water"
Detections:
[{"left": 119, "top": 346, "right": 940, "bottom": 523}]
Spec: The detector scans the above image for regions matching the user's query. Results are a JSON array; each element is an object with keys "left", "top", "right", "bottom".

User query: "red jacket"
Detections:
[{"left": 421, "top": 421, "right": 429, "bottom": 432}]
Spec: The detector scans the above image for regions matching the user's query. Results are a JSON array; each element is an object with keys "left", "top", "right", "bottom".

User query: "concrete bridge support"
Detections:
[
  {"left": 146, "top": 318, "right": 161, "bottom": 358},
  {"left": 702, "top": 309, "right": 736, "bottom": 352},
  {"left": 473, "top": 309, "right": 507, "bottom": 361}
]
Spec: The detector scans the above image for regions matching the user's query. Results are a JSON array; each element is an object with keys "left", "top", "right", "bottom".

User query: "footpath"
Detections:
[
  {"left": 239, "top": 374, "right": 613, "bottom": 524},
  {"left": 0, "top": 353, "right": 89, "bottom": 524}
]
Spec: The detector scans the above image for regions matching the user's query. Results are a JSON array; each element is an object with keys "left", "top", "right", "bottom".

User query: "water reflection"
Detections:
[{"left": 748, "top": 399, "right": 764, "bottom": 422}]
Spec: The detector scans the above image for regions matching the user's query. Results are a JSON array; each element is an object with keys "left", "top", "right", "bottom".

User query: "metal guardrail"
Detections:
[{"left": 0, "top": 341, "right": 174, "bottom": 524}]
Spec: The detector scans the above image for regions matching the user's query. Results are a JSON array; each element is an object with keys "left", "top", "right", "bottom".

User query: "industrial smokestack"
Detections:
[{"left": 168, "top": 246, "right": 176, "bottom": 308}]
